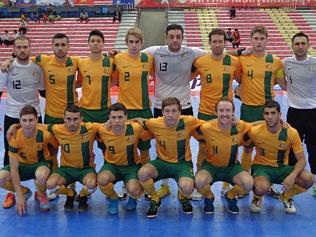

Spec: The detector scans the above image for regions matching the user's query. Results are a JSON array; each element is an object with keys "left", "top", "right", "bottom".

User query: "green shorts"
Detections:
[
  {"left": 44, "top": 114, "right": 64, "bottom": 124},
  {"left": 240, "top": 103, "right": 264, "bottom": 122},
  {"left": 99, "top": 163, "right": 141, "bottom": 184},
  {"left": 80, "top": 108, "right": 109, "bottom": 123},
  {"left": 149, "top": 158, "right": 194, "bottom": 182},
  {"left": 198, "top": 112, "right": 217, "bottom": 121},
  {"left": 54, "top": 166, "right": 96, "bottom": 185},
  {"left": 127, "top": 109, "right": 153, "bottom": 151},
  {"left": 200, "top": 161, "right": 244, "bottom": 184},
  {"left": 251, "top": 164, "right": 294, "bottom": 184},
  {"left": 2, "top": 162, "right": 51, "bottom": 181}
]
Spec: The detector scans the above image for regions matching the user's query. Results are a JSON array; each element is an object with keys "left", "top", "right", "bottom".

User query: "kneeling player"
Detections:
[
  {"left": 97, "top": 103, "right": 143, "bottom": 214},
  {"left": 0, "top": 105, "right": 57, "bottom": 215},
  {"left": 194, "top": 98, "right": 254, "bottom": 214},
  {"left": 249, "top": 100, "right": 314, "bottom": 214},
  {"left": 46, "top": 105, "right": 98, "bottom": 211},
  {"left": 138, "top": 97, "right": 203, "bottom": 218}
]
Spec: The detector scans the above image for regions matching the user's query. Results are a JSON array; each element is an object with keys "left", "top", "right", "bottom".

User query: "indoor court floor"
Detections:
[{"left": 0, "top": 92, "right": 315, "bottom": 237}]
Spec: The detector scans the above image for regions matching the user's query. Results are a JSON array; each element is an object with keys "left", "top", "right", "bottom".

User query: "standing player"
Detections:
[
  {"left": 249, "top": 100, "right": 314, "bottom": 214},
  {"left": 97, "top": 103, "right": 143, "bottom": 214},
  {"left": 138, "top": 97, "right": 203, "bottom": 218},
  {"left": 46, "top": 105, "right": 98, "bottom": 211},
  {"left": 194, "top": 98, "right": 253, "bottom": 214},
  {"left": 0, "top": 36, "right": 45, "bottom": 208},
  {"left": 112, "top": 27, "right": 154, "bottom": 164},
  {"left": 78, "top": 30, "right": 113, "bottom": 123},
  {"left": 0, "top": 105, "right": 58, "bottom": 215},
  {"left": 235, "top": 25, "right": 286, "bottom": 197},
  {"left": 283, "top": 32, "right": 316, "bottom": 195}
]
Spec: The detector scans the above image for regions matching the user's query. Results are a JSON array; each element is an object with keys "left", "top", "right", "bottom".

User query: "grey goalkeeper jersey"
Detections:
[
  {"left": 0, "top": 60, "right": 44, "bottom": 118},
  {"left": 144, "top": 46, "right": 206, "bottom": 109},
  {"left": 283, "top": 56, "right": 316, "bottom": 109}
]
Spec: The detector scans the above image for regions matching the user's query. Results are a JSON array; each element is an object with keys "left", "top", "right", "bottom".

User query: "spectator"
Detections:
[
  {"left": 42, "top": 13, "right": 49, "bottom": 23},
  {"left": 10, "top": 30, "right": 20, "bottom": 45},
  {"left": 46, "top": 4, "right": 53, "bottom": 16},
  {"left": 79, "top": 10, "right": 89, "bottom": 23},
  {"left": 2, "top": 30, "right": 11, "bottom": 47},
  {"left": 19, "top": 20, "right": 27, "bottom": 35},
  {"left": 225, "top": 28, "right": 233, "bottom": 44},
  {"left": 49, "top": 11, "right": 61, "bottom": 23},
  {"left": 34, "top": 12, "right": 41, "bottom": 23},
  {"left": 229, "top": 6, "right": 236, "bottom": 19},
  {"left": 113, "top": 5, "right": 122, "bottom": 23},
  {"left": 20, "top": 13, "right": 28, "bottom": 22},
  {"left": 232, "top": 28, "right": 240, "bottom": 48}
]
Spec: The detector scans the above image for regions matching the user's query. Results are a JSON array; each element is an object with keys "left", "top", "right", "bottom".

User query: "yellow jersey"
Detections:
[
  {"left": 248, "top": 123, "right": 303, "bottom": 167},
  {"left": 113, "top": 52, "right": 154, "bottom": 110}
]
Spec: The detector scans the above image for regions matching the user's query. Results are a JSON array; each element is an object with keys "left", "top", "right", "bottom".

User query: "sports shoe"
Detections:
[
  {"left": 312, "top": 183, "right": 316, "bottom": 197},
  {"left": 78, "top": 196, "right": 88, "bottom": 211},
  {"left": 266, "top": 185, "right": 281, "bottom": 199},
  {"left": 280, "top": 196, "right": 296, "bottom": 214},
  {"left": 157, "top": 184, "right": 171, "bottom": 199},
  {"left": 203, "top": 197, "right": 215, "bottom": 214},
  {"left": 144, "top": 193, "right": 151, "bottom": 201},
  {"left": 147, "top": 200, "right": 161, "bottom": 218},
  {"left": 64, "top": 189, "right": 76, "bottom": 210},
  {"left": 47, "top": 191, "right": 59, "bottom": 201},
  {"left": 38, "top": 193, "right": 50, "bottom": 211},
  {"left": 75, "top": 192, "right": 92, "bottom": 202},
  {"left": 191, "top": 189, "right": 203, "bottom": 201},
  {"left": 118, "top": 186, "right": 128, "bottom": 200},
  {"left": 225, "top": 194, "right": 239, "bottom": 214},
  {"left": 221, "top": 184, "right": 231, "bottom": 197},
  {"left": 126, "top": 197, "right": 137, "bottom": 211},
  {"left": 2, "top": 192, "right": 15, "bottom": 209},
  {"left": 179, "top": 197, "right": 193, "bottom": 214},
  {"left": 108, "top": 198, "right": 119, "bottom": 215},
  {"left": 250, "top": 196, "right": 263, "bottom": 213}
]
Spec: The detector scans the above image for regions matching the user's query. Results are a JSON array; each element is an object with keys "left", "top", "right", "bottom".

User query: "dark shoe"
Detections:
[{"left": 147, "top": 200, "right": 161, "bottom": 218}]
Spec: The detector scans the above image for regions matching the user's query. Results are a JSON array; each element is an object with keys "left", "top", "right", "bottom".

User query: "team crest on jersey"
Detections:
[
  {"left": 81, "top": 134, "right": 89, "bottom": 141},
  {"left": 265, "top": 63, "right": 273, "bottom": 71},
  {"left": 224, "top": 66, "right": 231, "bottom": 73},
  {"left": 127, "top": 136, "right": 134, "bottom": 143},
  {"left": 37, "top": 143, "right": 43, "bottom": 150},
  {"left": 231, "top": 135, "right": 238, "bottom": 143},
  {"left": 278, "top": 141, "right": 287, "bottom": 150},
  {"left": 142, "top": 64, "right": 149, "bottom": 70},
  {"left": 103, "top": 68, "right": 110, "bottom": 74},
  {"left": 33, "top": 71, "right": 40, "bottom": 80},
  {"left": 177, "top": 131, "right": 184, "bottom": 137}
]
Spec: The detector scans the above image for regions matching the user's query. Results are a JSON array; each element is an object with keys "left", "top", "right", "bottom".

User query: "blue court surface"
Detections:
[{"left": 0, "top": 94, "right": 315, "bottom": 237}]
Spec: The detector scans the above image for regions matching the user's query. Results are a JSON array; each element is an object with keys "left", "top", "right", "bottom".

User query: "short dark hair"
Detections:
[
  {"left": 251, "top": 25, "right": 268, "bottom": 38},
  {"left": 14, "top": 36, "right": 31, "bottom": 47},
  {"left": 291, "top": 32, "right": 309, "bottom": 44},
  {"left": 166, "top": 24, "right": 184, "bottom": 36},
  {"left": 52, "top": 33, "right": 69, "bottom": 44},
  {"left": 64, "top": 104, "right": 81, "bottom": 115},
  {"left": 264, "top": 100, "right": 281, "bottom": 113},
  {"left": 109, "top": 103, "right": 127, "bottom": 115},
  {"left": 215, "top": 98, "right": 235, "bottom": 112},
  {"left": 20, "top": 105, "right": 38, "bottom": 118},
  {"left": 208, "top": 28, "right": 226, "bottom": 42},
  {"left": 162, "top": 97, "right": 182, "bottom": 111},
  {"left": 88, "top": 29, "right": 104, "bottom": 42}
]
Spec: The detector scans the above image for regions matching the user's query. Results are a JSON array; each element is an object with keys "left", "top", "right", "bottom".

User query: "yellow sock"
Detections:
[
  {"left": 226, "top": 185, "right": 247, "bottom": 199},
  {"left": 197, "top": 143, "right": 207, "bottom": 170},
  {"left": 254, "top": 194, "right": 263, "bottom": 200},
  {"left": 99, "top": 183, "right": 118, "bottom": 199},
  {"left": 21, "top": 186, "right": 29, "bottom": 195},
  {"left": 281, "top": 184, "right": 306, "bottom": 200},
  {"left": 197, "top": 185, "right": 214, "bottom": 199},
  {"left": 55, "top": 185, "right": 75, "bottom": 196},
  {"left": 140, "top": 150, "right": 150, "bottom": 164},
  {"left": 140, "top": 179, "right": 159, "bottom": 202},
  {"left": 241, "top": 149, "right": 252, "bottom": 171},
  {"left": 79, "top": 186, "right": 90, "bottom": 198},
  {"left": 35, "top": 180, "right": 47, "bottom": 196},
  {"left": 2, "top": 181, "right": 14, "bottom": 192},
  {"left": 178, "top": 190, "right": 190, "bottom": 200}
]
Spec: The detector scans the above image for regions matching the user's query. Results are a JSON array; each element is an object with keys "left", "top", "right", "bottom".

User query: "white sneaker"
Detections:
[
  {"left": 48, "top": 191, "right": 59, "bottom": 201},
  {"left": 191, "top": 189, "right": 203, "bottom": 201},
  {"left": 280, "top": 198, "right": 296, "bottom": 214},
  {"left": 250, "top": 196, "right": 263, "bottom": 213},
  {"left": 118, "top": 185, "right": 128, "bottom": 200}
]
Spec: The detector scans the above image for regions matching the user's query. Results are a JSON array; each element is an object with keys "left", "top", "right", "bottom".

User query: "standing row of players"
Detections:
[{"left": 0, "top": 23, "right": 315, "bottom": 216}]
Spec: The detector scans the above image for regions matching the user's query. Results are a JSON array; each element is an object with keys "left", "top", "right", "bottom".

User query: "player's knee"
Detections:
[
  {"left": 254, "top": 180, "right": 269, "bottom": 195},
  {"left": 97, "top": 173, "right": 111, "bottom": 186},
  {"left": 138, "top": 166, "right": 152, "bottom": 181},
  {"left": 179, "top": 179, "right": 194, "bottom": 195},
  {"left": 85, "top": 178, "right": 97, "bottom": 189},
  {"left": 195, "top": 172, "right": 208, "bottom": 189}
]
